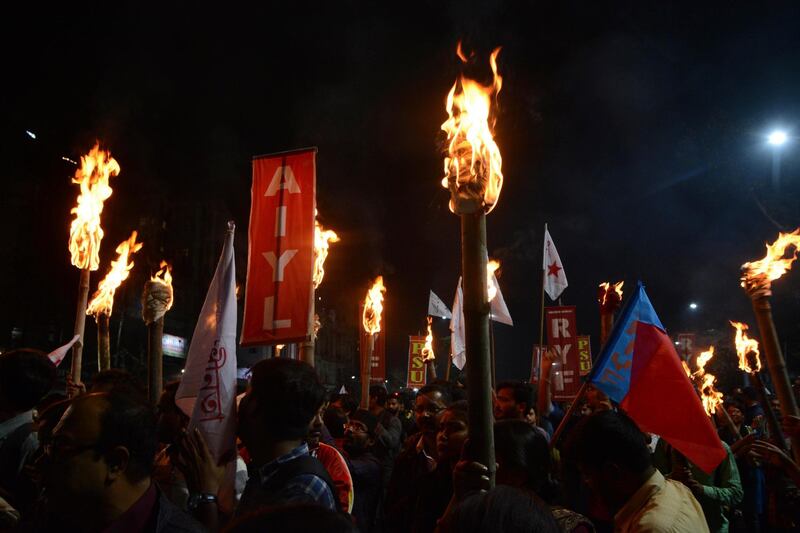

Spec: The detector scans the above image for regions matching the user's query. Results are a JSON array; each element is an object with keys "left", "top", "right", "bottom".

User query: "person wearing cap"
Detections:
[{"left": 344, "top": 409, "right": 382, "bottom": 532}]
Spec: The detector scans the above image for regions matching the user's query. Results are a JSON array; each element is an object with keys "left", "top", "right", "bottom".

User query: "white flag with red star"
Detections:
[{"left": 543, "top": 225, "right": 568, "bottom": 300}]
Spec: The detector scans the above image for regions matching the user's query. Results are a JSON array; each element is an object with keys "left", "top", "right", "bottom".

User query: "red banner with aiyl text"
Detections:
[{"left": 241, "top": 149, "right": 316, "bottom": 346}]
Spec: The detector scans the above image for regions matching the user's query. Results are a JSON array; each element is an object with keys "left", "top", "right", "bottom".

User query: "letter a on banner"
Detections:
[{"left": 241, "top": 148, "right": 316, "bottom": 346}]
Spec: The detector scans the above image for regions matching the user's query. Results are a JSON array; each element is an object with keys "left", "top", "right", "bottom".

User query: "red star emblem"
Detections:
[{"left": 547, "top": 262, "right": 562, "bottom": 277}]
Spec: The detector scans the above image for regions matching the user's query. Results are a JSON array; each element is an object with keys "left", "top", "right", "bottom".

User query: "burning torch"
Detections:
[
  {"left": 422, "top": 317, "right": 437, "bottom": 380},
  {"left": 361, "top": 276, "right": 385, "bottom": 409},
  {"left": 86, "top": 232, "right": 142, "bottom": 371},
  {"left": 440, "top": 42, "right": 503, "bottom": 485},
  {"left": 142, "top": 261, "right": 173, "bottom": 405},
  {"left": 301, "top": 212, "right": 339, "bottom": 367},
  {"left": 598, "top": 281, "right": 624, "bottom": 345},
  {"left": 731, "top": 321, "right": 788, "bottom": 450},
  {"left": 683, "top": 346, "right": 738, "bottom": 440},
  {"left": 740, "top": 230, "right": 800, "bottom": 459},
  {"left": 67, "top": 144, "right": 120, "bottom": 389}
]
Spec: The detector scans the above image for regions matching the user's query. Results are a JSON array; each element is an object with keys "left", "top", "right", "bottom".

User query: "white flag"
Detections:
[
  {"left": 428, "top": 290, "right": 452, "bottom": 319},
  {"left": 47, "top": 335, "right": 80, "bottom": 367},
  {"left": 176, "top": 221, "right": 238, "bottom": 508},
  {"left": 490, "top": 274, "right": 513, "bottom": 326},
  {"left": 543, "top": 225, "right": 568, "bottom": 301},
  {"left": 450, "top": 279, "right": 466, "bottom": 370}
]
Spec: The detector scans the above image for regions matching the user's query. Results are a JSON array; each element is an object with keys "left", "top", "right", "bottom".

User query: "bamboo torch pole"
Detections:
[
  {"left": 97, "top": 312, "right": 111, "bottom": 371},
  {"left": 143, "top": 262, "right": 173, "bottom": 405},
  {"left": 461, "top": 212, "right": 495, "bottom": 486},
  {"left": 71, "top": 268, "right": 91, "bottom": 388},
  {"left": 744, "top": 285, "right": 800, "bottom": 460},
  {"left": 361, "top": 333, "right": 375, "bottom": 409}
]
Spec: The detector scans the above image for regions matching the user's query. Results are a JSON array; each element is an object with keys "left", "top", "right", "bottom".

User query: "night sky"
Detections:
[{"left": 3, "top": 2, "right": 800, "bottom": 383}]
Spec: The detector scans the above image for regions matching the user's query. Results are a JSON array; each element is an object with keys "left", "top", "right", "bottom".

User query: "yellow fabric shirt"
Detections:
[{"left": 615, "top": 469, "right": 709, "bottom": 533}]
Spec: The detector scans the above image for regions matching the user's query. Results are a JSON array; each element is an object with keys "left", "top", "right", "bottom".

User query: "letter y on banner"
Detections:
[{"left": 241, "top": 148, "right": 316, "bottom": 345}]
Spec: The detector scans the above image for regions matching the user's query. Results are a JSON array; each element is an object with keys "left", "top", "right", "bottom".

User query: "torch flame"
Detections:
[
  {"left": 86, "top": 232, "right": 143, "bottom": 317},
  {"left": 151, "top": 261, "right": 174, "bottom": 311},
  {"left": 741, "top": 229, "right": 800, "bottom": 289},
  {"left": 422, "top": 317, "right": 435, "bottom": 362},
  {"left": 487, "top": 259, "right": 501, "bottom": 302},
  {"left": 598, "top": 281, "right": 624, "bottom": 307},
  {"left": 68, "top": 143, "right": 120, "bottom": 270},
  {"left": 730, "top": 321, "right": 761, "bottom": 373},
  {"left": 313, "top": 212, "right": 340, "bottom": 289},
  {"left": 362, "top": 276, "right": 386, "bottom": 335},
  {"left": 685, "top": 345, "right": 724, "bottom": 417},
  {"left": 699, "top": 372, "right": 724, "bottom": 418},
  {"left": 441, "top": 43, "right": 503, "bottom": 214}
]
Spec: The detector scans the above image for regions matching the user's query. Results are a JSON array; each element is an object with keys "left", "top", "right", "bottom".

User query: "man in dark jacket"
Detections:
[{"left": 41, "top": 390, "right": 202, "bottom": 532}]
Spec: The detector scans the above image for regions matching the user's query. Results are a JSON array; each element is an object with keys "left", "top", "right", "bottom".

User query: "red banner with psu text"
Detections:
[
  {"left": 359, "top": 303, "right": 386, "bottom": 383},
  {"left": 407, "top": 336, "right": 427, "bottom": 389},
  {"left": 241, "top": 149, "right": 316, "bottom": 346},
  {"left": 546, "top": 306, "right": 581, "bottom": 400}
]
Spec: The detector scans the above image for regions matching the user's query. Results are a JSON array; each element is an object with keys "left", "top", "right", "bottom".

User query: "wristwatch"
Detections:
[{"left": 187, "top": 493, "right": 218, "bottom": 510}]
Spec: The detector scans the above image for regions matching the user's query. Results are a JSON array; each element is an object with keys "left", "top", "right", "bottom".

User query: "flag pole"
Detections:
[{"left": 537, "top": 224, "right": 547, "bottom": 384}]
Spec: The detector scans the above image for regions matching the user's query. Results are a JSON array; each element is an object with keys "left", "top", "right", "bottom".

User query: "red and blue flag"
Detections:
[{"left": 587, "top": 282, "right": 726, "bottom": 473}]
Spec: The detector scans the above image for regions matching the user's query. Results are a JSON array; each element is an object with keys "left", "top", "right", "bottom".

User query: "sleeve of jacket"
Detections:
[
  {"left": 377, "top": 414, "right": 402, "bottom": 451},
  {"left": 700, "top": 443, "right": 743, "bottom": 507}
]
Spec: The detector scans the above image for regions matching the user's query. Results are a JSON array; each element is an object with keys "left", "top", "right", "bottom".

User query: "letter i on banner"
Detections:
[{"left": 241, "top": 148, "right": 316, "bottom": 346}]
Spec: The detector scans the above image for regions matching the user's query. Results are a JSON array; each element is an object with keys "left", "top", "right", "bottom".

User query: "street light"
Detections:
[
  {"left": 689, "top": 302, "right": 698, "bottom": 310},
  {"left": 767, "top": 129, "right": 789, "bottom": 190},
  {"left": 768, "top": 130, "right": 788, "bottom": 146}
]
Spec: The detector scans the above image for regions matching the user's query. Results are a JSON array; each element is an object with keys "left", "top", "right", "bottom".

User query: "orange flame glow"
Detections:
[
  {"left": 422, "top": 317, "right": 435, "bottom": 362},
  {"left": 487, "top": 259, "right": 500, "bottom": 302},
  {"left": 441, "top": 43, "right": 503, "bottom": 214},
  {"left": 598, "top": 281, "right": 624, "bottom": 306},
  {"left": 741, "top": 229, "right": 800, "bottom": 289},
  {"left": 68, "top": 144, "right": 120, "bottom": 270},
  {"left": 731, "top": 321, "right": 761, "bottom": 373},
  {"left": 362, "top": 276, "right": 386, "bottom": 335},
  {"left": 313, "top": 212, "right": 339, "bottom": 289},
  {"left": 682, "top": 360, "right": 692, "bottom": 378},
  {"left": 86, "top": 232, "right": 143, "bottom": 317},
  {"left": 685, "top": 346, "right": 724, "bottom": 417}
]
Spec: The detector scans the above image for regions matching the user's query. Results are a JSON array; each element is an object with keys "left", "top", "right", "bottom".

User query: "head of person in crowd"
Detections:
[
  {"left": 494, "top": 382, "right": 533, "bottom": 421},
  {"left": 494, "top": 419, "right": 554, "bottom": 501},
  {"left": 89, "top": 369, "right": 146, "bottom": 399},
  {"left": 565, "top": 410, "right": 654, "bottom": 514},
  {"left": 344, "top": 409, "right": 378, "bottom": 457},
  {"left": 387, "top": 392, "right": 404, "bottom": 416},
  {"left": 725, "top": 399, "right": 745, "bottom": 427},
  {"left": 155, "top": 381, "right": 189, "bottom": 445},
  {"left": 0, "top": 349, "right": 56, "bottom": 419},
  {"left": 224, "top": 503, "right": 356, "bottom": 533},
  {"left": 436, "top": 400, "right": 469, "bottom": 466},
  {"left": 584, "top": 384, "right": 613, "bottom": 413},
  {"left": 437, "top": 485, "right": 559, "bottom": 533},
  {"left": 770, "top": 396, "right": 782, "bottom": 418},
  {"left": 323, "top": 405, "right": 348, "bottom": 439},
  {"left": 307, "top": 400, "right": 329, "bottom": 451},
  {"left": 43, "top": 391, "right": 159, "bottom": 530},
  {"left": 368, "top": 385, "right": 388, "bottom": 414},
  {"left": 237, "top": 358, "right": 326, "bottom": 464},
  {"left": 414, "top": 383, "right": 451, "bottom": 437},
  {"left": 330, "top": 393, "right": 358, "bottom": 418}
]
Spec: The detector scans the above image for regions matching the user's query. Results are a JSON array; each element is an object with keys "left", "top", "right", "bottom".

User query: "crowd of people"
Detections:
[{"left": 0, "top": 347, "right": 799, "bottom": 532}]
